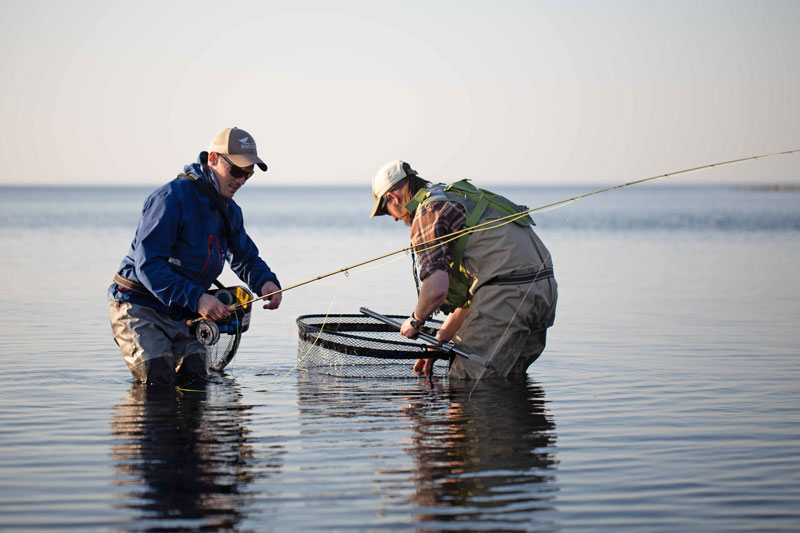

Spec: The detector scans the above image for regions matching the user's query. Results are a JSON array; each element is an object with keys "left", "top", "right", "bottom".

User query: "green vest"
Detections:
[{"left": 406, "top": 180, "right": 534, "bottom": 312}]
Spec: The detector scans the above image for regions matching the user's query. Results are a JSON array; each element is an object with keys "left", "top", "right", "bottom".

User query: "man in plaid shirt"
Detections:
[{"left": 369, "top": 160, "right": 557, "bottom": 379}]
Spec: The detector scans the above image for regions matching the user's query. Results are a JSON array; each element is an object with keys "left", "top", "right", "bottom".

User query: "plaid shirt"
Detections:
[{"left": 410, "top": 201, "right": 467, "bottom": 280}]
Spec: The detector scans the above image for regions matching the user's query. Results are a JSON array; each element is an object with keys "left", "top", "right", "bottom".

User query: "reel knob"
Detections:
[{"left": 196, "top": 321, "right": 220, "bottom": 346}]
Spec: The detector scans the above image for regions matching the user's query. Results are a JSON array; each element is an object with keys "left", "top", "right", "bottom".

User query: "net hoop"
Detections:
[
  {"left": 296, "top": 313, "right": 448, "bottom": 359},
  {"left": 295, "top": 313, "right": 449, "bottom": 378}
]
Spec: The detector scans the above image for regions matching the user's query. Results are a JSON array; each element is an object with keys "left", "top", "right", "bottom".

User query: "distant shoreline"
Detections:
[
  {"left": 735, "top": 184, "right": 800, "bottom": 192},
  {"left": 1, "top": 182, "right": 799, "bottom": 192}
]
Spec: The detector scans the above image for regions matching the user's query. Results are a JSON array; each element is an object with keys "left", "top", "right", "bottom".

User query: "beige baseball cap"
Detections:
[
  {"left": 208, "top": 127, "right": 268, "bottom": 171},
  {"left": 370, "top": 160, "right": 418, "bottom": 217}
]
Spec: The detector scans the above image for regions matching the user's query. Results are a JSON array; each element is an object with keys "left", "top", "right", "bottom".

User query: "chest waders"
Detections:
[{"left": 406, "top": 180, "right": 535, "bottom": 314}]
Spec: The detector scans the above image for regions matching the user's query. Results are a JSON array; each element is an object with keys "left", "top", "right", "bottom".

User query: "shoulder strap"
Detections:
[
  {"left": 445, "top": 179, "right": 534, "bottom": 227},
  {"left": 451, "top": 193, "right": 488, "bottom": 271},
  {"left": 404, "top": 187, "right": 431, "bottom": 213},
  {"left": 178, "top": 172, "right": 233, "bottom": 243}
]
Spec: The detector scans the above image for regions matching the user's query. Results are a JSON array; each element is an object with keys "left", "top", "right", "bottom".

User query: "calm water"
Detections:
[{"left": 1, "top": 183, "right": 799, "bottom": 531}]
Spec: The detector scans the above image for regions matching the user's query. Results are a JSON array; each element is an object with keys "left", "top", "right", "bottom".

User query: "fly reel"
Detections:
[
  {"left": 193, "top": 285, "right": 255, "bottom": 371},
  {"left": 196, "top": 321, "right": 221, "bottom": 345}
]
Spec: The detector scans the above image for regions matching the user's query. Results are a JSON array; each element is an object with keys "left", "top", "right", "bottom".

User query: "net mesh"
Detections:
[
  {"left": 296, "top": 314, "right": 449, "bottom": 378},
  {"left": 206, "top": 333, "right": 239, "bottom": 373},
  {"left": 203, "top": 286, "right": 253, "bottom": 373}
]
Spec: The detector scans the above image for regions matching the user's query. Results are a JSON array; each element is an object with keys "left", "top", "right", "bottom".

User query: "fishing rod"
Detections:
[
  {"left": 359, "top": 307, "right": 493, "bottom": 368},
  {"left": 187, "top": 148, "right": 798, "bottom": 327},
  {"left": 185, "top": 246, "right": 413, "bottom": 327}
]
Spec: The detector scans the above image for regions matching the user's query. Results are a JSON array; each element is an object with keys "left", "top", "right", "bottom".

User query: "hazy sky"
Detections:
[{"left": 1, "top": 0, "right": 798, "bottom": 186}]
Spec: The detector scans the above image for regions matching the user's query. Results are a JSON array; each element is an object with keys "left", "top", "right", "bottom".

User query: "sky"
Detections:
[{"left": 1, "top": 0, "right": 798, "bottom": 186}]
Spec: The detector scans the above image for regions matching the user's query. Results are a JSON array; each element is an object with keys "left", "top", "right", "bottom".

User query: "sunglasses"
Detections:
[{"left": 219, "top": 154, "right": 255, "bottom": 181}]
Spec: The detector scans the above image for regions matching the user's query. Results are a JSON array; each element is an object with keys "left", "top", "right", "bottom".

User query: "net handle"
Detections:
[{"left": 359, "top": 307, "right": 493, "bottom": 369}]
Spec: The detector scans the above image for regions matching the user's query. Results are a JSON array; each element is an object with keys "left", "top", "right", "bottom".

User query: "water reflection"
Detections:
[
  {"left": 110, "top": 381, "right": 284, "bottom": 531},
  {"left": 295, "top": 373, "right": 557, "bottom": 531},
  {"left": 404, "top": 379, "right": 558, "bottom": 529}
]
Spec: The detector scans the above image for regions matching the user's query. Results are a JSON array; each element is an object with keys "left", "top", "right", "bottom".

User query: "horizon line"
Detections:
[{"left": 1, "top": 180, "right": 799, "bottom": 189}]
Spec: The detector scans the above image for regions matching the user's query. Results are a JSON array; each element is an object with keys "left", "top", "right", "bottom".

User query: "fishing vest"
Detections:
[{"left": 406, "top": 180, "right": 552, "bottom": 312}]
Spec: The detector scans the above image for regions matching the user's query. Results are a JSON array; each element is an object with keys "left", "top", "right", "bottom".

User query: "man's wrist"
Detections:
[{"left": 409, "top": 311, "right": 426, "bottom": 329}]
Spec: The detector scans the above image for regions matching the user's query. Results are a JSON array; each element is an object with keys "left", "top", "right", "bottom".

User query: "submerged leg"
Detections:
[{"left": 110, "top": 301, "right": 181, "bottom": 386}]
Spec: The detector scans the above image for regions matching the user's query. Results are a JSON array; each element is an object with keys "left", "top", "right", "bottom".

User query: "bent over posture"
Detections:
[
  {"left": 109, "top": 127, "right": 282, "bottom": 385},
  {"left": 369, "top": 160, "right": 557, "bottom": 379}
]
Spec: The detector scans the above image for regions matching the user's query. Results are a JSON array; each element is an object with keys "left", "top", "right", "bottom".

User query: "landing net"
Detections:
[
  {"left": 206, "top": 334, "right": 240, "bottom": 373},
  {"left": 296, "top": 314, "right": 449, "bottom": 378},
  {"left": 201, "top": 286, "right": 253, "bottom": 373}
]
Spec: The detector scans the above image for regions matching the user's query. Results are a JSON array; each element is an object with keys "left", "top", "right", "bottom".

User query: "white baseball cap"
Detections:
[{"left": 370, "top": 160, "right": 418, "bottom": 217}]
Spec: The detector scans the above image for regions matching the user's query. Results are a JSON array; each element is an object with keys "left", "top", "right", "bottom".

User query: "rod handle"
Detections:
[{"left": 185, "top": 303, "right": 238, "bottom": 327}]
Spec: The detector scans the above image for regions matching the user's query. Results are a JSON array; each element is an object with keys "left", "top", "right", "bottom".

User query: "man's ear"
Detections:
[
  {"left": 386, "top": 191, "right": 400, "bottom": 206},
  {"left": 208, "top": 152, "right": 218, "bottom": 165}
]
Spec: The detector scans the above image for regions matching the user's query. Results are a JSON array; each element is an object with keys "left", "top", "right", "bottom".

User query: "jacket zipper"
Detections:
[{"left": 213, "top": 234, "right": 223, "bottom": 278}]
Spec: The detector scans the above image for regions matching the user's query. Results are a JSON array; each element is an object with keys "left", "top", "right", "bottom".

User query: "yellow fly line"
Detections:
[{"left": 188, "top": 148, "right": 798, "bottom": 325}]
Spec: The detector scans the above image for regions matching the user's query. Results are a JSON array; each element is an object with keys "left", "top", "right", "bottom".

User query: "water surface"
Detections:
[{"left": 0, "top": 183, "right": 798, "bottom": 531}]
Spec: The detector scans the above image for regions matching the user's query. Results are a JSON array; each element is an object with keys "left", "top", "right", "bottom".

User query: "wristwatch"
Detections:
[{"left": 409, "top": 311, "right": 426, "bottom": 329}]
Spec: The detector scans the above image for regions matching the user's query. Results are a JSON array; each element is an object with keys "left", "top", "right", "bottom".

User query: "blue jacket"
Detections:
[{"left": 108, "top": 152, "right": 280, "bottom": 319}]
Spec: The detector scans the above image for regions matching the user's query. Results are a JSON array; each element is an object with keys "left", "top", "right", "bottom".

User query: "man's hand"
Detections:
[
  {"left": 261, "top": 281, "right": 282, "bottom": 310},
  {"left": 400, "top": 317, "right": 420, "bottom": 339},
  {"left": 413, "top": 357, "right": 434, "bottom": 377},
  {"left": 197, "top": 293, "right": 231, "bottom": 321}
]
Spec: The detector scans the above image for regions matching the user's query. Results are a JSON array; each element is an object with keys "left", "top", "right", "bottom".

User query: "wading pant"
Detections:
[
  {"left": 109, "top": 301, "right": 207, "bottom": 385},
  {"left": 449, "top": 277, "right": 557, "bottom": 380}
]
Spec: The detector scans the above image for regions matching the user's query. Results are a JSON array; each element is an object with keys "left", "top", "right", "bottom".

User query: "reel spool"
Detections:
[{"left": 196, "top": 321, "right": 221, "bottom": 345}]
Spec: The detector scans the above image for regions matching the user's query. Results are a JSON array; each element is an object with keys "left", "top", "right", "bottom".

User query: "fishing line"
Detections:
[
  {"left": 219, "top": 149, "right": 797, "bottom": 393},
  {"left": 212, "top": 149, "right": 797, "bottom": 319},
  {"left": 348, "top": 249, "right": 414, "bottom": 274},
  {"left": 175, "top": 386, "right": 207, "bottom": 393},
  {"left": 190, "top": 150, "right": 797, "bottom": 389},
  {"left": 223, "top": 308, "right": 242, "bottom": 371},
  {"left": 465, "top": 150, "right": 797, "bottom": 392},
  {"left": 254, "top": 271, "right": 350, "bottom": 393},
  {"left": 253, "top": 251, "right": 420, "bottom": 391},
  {"left": 408, "top": 198, "right": 580, "bottom": 260}
]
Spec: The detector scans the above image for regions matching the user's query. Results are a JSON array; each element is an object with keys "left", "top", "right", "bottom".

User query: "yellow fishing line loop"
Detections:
[{"left": 176, "top": 386, "right": 207, "bottom": 393}]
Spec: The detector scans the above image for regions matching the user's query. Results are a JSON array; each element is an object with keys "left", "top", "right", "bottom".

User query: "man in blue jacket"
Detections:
[{"left": 108, "top": 127, "right": 282, "bottom": 386}]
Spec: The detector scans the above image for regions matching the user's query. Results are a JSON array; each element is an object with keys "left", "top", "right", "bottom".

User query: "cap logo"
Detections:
[{"left": 238, "top": 136, "right": 256, "bottom": 151}]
